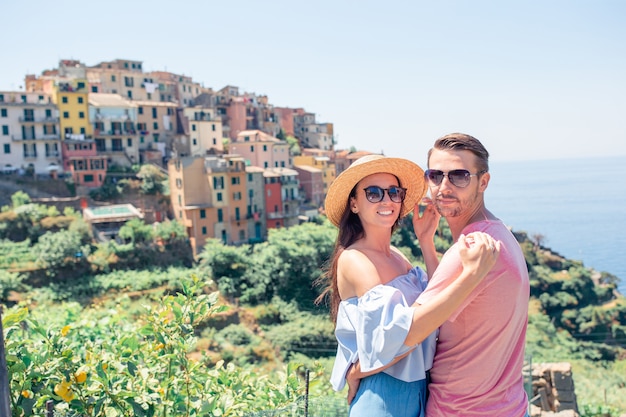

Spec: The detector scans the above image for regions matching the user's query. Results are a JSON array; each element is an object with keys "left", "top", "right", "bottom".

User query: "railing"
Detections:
[
  {"left": 12, "top": 134, "right": 61, "bottom": 141},
  {"left": 18, "top": 116, "right": 59, "bottom": 123}
]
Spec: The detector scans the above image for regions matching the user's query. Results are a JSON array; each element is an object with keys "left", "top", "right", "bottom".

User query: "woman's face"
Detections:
[{"left": 350, "top": 172, "right": 403, "bottom": 229}]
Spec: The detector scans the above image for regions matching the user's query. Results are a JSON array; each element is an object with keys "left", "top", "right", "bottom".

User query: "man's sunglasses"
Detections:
[
  {"left": 362, "top": 186, "right": 407, "bottom": 203},
  {"left": 424, "top": 169, "right": 487, "bottom": 188}
]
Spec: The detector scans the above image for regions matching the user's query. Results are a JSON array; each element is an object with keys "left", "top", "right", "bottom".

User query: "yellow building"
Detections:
[{"left": 54, "top": 79, "right": 92, "bottom": 140}]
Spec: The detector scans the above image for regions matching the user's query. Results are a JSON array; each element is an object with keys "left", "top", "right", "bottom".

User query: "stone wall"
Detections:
[{"left": 530, "top": 362, "right": 579, "bottom": 417}]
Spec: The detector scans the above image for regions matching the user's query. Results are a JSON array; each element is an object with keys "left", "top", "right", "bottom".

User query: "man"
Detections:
[{"left": 416, "top": 132, "right": 530, "bottom": 416}]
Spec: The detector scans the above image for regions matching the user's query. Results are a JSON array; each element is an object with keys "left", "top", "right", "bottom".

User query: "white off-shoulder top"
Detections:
[{"left": 330, "top": 266, "right": 437, "bottom": 391}]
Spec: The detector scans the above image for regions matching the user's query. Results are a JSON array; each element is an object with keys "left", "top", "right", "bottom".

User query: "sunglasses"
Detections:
[
  {"left": 424, "top": 169, "right": 487, "bottom": 188},
  {"left": 362, "top": 186, "right": 407, "bottom": 203}
]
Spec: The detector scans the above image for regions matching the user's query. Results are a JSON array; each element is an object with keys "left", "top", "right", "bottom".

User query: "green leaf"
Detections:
[
  {"left": 127, "top": 361, "right": 137, "bottom": 377},
  {"left": 1, "top": 307, "right": 28, "bottom": 327}
]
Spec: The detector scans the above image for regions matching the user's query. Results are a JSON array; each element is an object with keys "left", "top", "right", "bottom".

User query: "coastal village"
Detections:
[
  {"left": 2, "top": 59, "right": 625, "bottom": 417},
  {"left": 0, "top": 58, "right": 377, "bottom": 256}
]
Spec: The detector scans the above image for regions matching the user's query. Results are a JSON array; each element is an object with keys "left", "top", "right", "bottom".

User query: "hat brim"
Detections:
[{"left": 324, "top": 155, "right": 427, "bottom": 227}]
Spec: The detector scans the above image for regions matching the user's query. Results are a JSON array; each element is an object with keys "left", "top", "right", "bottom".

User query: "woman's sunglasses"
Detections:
[
  {"left": 362, "top": 186, "right": 407, "bottom": 203},
  {"left": 424, "top": 169, "right": 487, "bottom": 188}
]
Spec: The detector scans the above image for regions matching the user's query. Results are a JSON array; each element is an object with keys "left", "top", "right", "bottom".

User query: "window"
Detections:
[
  {"left": 233, "top": 192, "right": 242, "bottom": 201},
  {"left": 192, "top": 138, "right": 197, "bottom": 145},
  {"left": 2, "top": 125, "right": 8, "bottom": 135},
  {"left": 152, "top": 108, "right": 157, "bottom": 119},
  {"left": 127, "top": 91, "right": 133, "bottom": 99},
  {"left": 3, "top": 144, "right": 9, "bottom": 153},
  {"left": 84, "top": 174, "right": 94, "bottom": 183},
  {"left": 200, "top": 209, "right": 206, "bottom": 219},
  {"left": 78, "top": 97, "right": 84, "bottom": 104},
  {"left": 263, "top": 145, "right": 267, "bottom": 151},
  {"left": 213, "top": 138, "right": 216, "bottom": 145},
  {"left": 79, "top": 111, "right": 85, "bottom": 119},
  {"left": 217, "top": 208, "right": 223, "bottom": 222},
  {"left": 138, "top": 107, "right": 143, "bottom": 115},
  {"left": 91, "top": 86, "right": 98, "bottom": 93},
  {"left": 212, "top": 124, "right": 216, "bottom": 131},
  {"left": 62, "top": 96, "right": 68, "bottom": 104},
  {"left": 127, "top": 138, "right": 132, "bottom": 147},
  {"left": 202, "top": 226, "right": 207, "bottom": 235},
  {"left": 45, "top": 109, "right": 51, "bottom": 118},
  {"left": 0, "top": 109, "right": 6, "bottom": 117},
  {"left": 77, "top": 82, "right": 85, "bottom": 89},
  {"left": 153, "top": 122, "right": 158, "bottom": 130},
  {"left": 192, "top": 124, "right": 196, "bottom": 131},
  {"left": 235, "top": 207, "right": 240, "bottom": 221},
  {"left": 111, "top": 75, "right": 116, "bottom": 82},
  {"left": 217, "top": 192, "right": 223, "bottom": 201},
  {"left": 63, "top": 112, "right": 69, "bottom": 119},
  {"left": 231, "top": 177, "right": 240, "bottom": 185},
  {"left": 112, "top": 139, "right": 123, "bottom": 151},
  {"left": 21, "top": 109, "right": 34, "bottom": 122}
]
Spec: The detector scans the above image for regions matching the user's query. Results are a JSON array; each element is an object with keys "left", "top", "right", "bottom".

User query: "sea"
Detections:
[{"left": 485, "top": 155, "right": 626, "bottom": 295}]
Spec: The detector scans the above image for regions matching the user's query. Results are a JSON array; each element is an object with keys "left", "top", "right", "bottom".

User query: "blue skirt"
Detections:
[{"left": 349, "top": 373, "right": 427, "bottom": 417}]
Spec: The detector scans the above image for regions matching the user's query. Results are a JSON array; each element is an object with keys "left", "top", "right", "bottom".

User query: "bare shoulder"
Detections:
[{"left": 337, "top": 248, "right": 382, "bottom": 299}]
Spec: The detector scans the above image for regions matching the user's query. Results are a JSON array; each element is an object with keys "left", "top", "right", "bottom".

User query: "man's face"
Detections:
[{"left": 426, "top": 148, "right": 487, "bottom": 219}]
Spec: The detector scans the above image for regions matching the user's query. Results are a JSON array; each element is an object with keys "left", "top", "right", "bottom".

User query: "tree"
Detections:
[
  {"left": 285, "top": 135, "right": 301, "bottom": 156},
  {"left": 32, "top": 230, "right": 89, "bottom": 274},
  {"left": 118, "top": 218, "right": 154, "bottom": 245},
  {"left": 198, "top": 239, "right": 252, "bottom": 300},
  {"left": 136, "top": 164, "right": 166, "bottom": 195}
]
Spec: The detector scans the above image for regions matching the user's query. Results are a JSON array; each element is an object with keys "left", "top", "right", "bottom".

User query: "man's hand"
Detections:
[
  {"left": 346, "top": 361, "right": 362, "bottom": 405},
  {"left": 412, "top": 198, "right": 440, "bottom": 242}
]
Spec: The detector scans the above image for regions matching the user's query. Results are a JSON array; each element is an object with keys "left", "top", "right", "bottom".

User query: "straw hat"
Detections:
[{"left": 324, "top": 154, "right": 427, "bottom": 227}]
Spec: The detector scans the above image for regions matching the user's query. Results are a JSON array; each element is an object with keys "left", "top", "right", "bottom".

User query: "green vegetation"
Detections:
[{"left": 1, "top": 191, "right": 626, "bottom": 416}]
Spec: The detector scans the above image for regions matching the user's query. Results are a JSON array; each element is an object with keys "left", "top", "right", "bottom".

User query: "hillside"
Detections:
[{"left": 1, "top": 182, "right": 626, "bottom": 416}]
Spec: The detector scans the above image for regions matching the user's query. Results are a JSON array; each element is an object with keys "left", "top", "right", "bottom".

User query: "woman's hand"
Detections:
[
  {"left": 346, "top": 361, "right": 362, "bottom": 405},
  {"left": 458, "top": 232, "right": 500, "bottom": 279}
]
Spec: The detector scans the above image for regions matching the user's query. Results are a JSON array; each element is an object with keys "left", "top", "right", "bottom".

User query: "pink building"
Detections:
[
  {"left": 62, "top": 137, "right": 108, "bottom": 188},
  {"left": 229, "top": 130, "right": 290, "bottom": 169}
]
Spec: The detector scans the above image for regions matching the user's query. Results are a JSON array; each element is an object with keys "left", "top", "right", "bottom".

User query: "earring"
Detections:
[{"left": 352, "top": 208, "right": 358, "bottom": 214}]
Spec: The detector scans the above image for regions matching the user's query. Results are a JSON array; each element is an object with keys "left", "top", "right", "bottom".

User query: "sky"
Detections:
[{"left": 1, "top": 0, "right": 625, "bottom": 165}]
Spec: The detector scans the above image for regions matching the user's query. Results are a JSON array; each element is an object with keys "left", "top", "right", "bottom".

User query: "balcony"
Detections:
[
  {"left": 19, "top": 116, "right": 59, "bottom": 123},
  {"left": 267, "top": 211, "right": 285, "bottom": 220},
  {"left": 93, "top": 129, "right": 137, "bottom": 137},
  {"left": 65, "top": 134, "right": 93, "bottom": 141},
  {"left": 12, "top": 134, "right": 61, "bottom": 141}
]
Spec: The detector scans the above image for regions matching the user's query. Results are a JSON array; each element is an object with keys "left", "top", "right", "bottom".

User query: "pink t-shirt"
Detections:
[{"left": 417, "top": 219, "right": 529, "bottom": 417}]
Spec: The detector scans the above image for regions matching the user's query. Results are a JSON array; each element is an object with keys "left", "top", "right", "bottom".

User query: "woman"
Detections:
[{"left": 317, "top": 154, "right": 499, "bottom": 417}]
